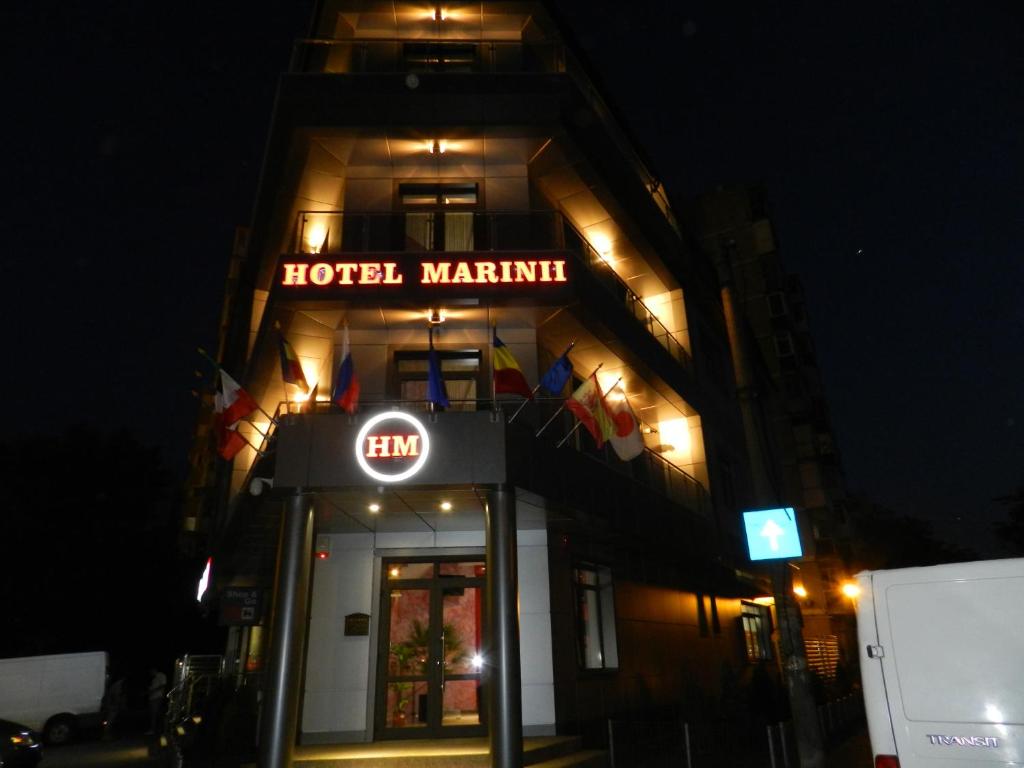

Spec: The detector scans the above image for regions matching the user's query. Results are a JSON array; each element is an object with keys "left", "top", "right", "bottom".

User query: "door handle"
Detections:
[{"left": 439, "top": 628, "right": 446, "bottom": 690}]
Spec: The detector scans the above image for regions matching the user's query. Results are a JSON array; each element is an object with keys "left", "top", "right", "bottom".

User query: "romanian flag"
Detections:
[
  {"left": 493, "top": 330, "right": 533, "bottom": 399},
  {"left": 565, "top": 374, "right": 616, "bottom": 448},
  {"left": 333, "top": 324, "right": 360, "bottom": 414},
  {"left": 277, "top": 332, "right": 309, "bottom": 392}
]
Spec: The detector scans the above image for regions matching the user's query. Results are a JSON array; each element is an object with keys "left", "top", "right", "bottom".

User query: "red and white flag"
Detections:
[
  {"left": 608, "top": 385, "right": 645, "bottom": 461},
  {"left": 214, "top": 370, "right": 258, "bottom": 460}
]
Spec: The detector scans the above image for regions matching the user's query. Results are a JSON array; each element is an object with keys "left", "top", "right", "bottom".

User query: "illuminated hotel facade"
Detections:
[{"left": 187, "top": 2, "right": 796, "bottom": 765}]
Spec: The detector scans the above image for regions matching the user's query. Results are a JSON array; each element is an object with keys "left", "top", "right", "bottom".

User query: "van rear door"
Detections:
[{"left": 871, "top": 559, "right": 1024, "bottom": 767}]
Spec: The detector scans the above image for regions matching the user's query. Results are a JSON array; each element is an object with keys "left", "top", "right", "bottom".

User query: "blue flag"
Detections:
[
  {"left": 427, "top": 328, "right": 449, "bottom": 408},
  {"left": 539, "top": 344, "right": 573, "bottom": 395}
]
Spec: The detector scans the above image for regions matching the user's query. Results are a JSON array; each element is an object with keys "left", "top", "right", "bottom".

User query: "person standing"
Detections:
[{"left": 146, "top": 667, "right": 167, "bottom": 735}]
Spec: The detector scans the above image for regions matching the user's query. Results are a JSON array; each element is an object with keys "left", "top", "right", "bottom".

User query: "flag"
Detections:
[
  {"left": 333, "top": 324, "right": 360, "bottom": 413},
  {"left": 427, "top": 327, "right": 449, "bottom": 408},
  {"left": 493, "top": 329, "right": 533, "bottom": 399},
  {"left": 565, "top": 374, "right": 616, "bottom": 448},
  {"left": 539, "top": 344, "right": 573, "bottom": 395},
  {"left": 214, "top": 370, "right": 257, "bottom": 460},
  {"left": 608, "top": 386, "right": 645, "bottom": 461},
  {"left": 277, "top": 332, "right": 309, "bottom": 392}
]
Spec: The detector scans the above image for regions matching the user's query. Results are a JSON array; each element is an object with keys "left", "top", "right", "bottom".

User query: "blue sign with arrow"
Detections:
[{"left": 742, "top": 507, "right": 803, "bottom": 561}]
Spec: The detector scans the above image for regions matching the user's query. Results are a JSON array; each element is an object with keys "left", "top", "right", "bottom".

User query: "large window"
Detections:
[
  {"left": 741, "top": 601, "right": 773, "bottom": 662},
  {"left": 399, "top": 183, "right": 478, "bottom": 251},
  {"left": 574, "top": 565, "right": 618, "bottom": 670},
  {"left": 394, "top": 350, "right": 482, "bottom": 411}
]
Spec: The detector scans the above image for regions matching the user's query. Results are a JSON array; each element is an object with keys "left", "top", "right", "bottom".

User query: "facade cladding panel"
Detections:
[{"left": 193, "top": 0, "right": 820, "bottom": 755}]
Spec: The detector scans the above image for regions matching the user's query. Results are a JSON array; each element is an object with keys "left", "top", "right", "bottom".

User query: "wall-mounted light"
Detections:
[
  {"left": 428, "top": 308, "right": 446, "bottom": 325},
  {"left": 427, "top": 139, "right": 448, "bottom": 154},
  {"left": 793, "top": 585, "right": 808, "bottom": 599},
  {"left": 432, "top": 6, "right": 448, "bottom": 21},
  {"left": 840, "top": 582, "right": 861, "bottom": 600}
]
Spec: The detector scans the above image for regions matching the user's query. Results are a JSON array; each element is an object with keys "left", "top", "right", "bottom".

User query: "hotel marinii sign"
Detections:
[{"left": 277, "top": 252, "right": 572, "bottom": 301}]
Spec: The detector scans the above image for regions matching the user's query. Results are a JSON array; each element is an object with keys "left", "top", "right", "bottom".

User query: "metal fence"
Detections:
[{"left": 608, "top": 696, "right": 865, "bottom": 768}]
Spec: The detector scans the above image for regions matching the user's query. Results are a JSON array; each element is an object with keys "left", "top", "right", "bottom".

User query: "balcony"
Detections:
[
  {"left": 291, "top": 38, "right": 565, "bottom": 76},
  {"left": 293, "top": 209, "right": 692, "bottom": 371}
]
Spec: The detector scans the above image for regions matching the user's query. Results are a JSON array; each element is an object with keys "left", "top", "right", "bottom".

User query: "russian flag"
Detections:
[
  {"left": 333, "top": 324, "right": 360, "bottom": 414},
  {"left": 493, "top": 330, "right": 533, "bottom": 399}
]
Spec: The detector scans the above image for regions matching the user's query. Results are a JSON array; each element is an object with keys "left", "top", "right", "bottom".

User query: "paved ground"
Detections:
[{"left": 825, "top": 728, "right": 872, "bottom": 768}]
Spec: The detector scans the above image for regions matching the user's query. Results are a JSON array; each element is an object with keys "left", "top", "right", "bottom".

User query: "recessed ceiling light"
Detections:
[
  {"left": 368, "top": 503, "right": 380, "bottom": 513},
  {"left": 440, "top": 501, "right": 453, "bottom": 511}
]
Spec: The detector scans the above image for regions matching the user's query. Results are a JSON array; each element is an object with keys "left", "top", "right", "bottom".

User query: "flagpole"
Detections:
[
  {"left": 554, "top": 375, "right": 621, "bottom": 448},
  {"left": 507, "top": 384, "right": 541, "bottom": 424},
  {"left": 510, "top": 340, "right": 575, "bottom": 425},
  {"left": 490, "top": 322, "right": 497, "bottom": 414},
  {"left": 197, "top": 347, "right": 277, "bottom": 424},
  {"left": 535, "top": 362, "right": 603, "bottom": 438}
]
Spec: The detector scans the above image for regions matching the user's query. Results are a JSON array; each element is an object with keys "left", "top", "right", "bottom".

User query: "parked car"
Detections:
[{"left": 0, "top": 718, "right": 42, "bottom": 768}]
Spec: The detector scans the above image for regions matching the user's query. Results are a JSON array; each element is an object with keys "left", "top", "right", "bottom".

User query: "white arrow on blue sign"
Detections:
[{"left": 742, "top": 507, "right": 803, "bottom": 561}]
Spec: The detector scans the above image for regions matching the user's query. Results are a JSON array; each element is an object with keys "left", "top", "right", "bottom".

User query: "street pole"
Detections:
[
  {"left": 258, "top": 490, "right": 314, "bottom": 768},
  {"left": 485, "top": 484, "right": 523, "bottom": 768},
  {"left": 713, "top": 249, "right": 824, "bottom": 768}
]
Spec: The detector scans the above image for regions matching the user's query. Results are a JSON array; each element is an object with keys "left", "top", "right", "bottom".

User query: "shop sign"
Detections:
[
  {"left": 219, "top": 587, "right": 263, "bottom": 626},
  {"left": 355, "top": 412, "right": 430, "bottom": 483},
  {"left": 344, "top": 613, "right": 370, "bottom": 636}
]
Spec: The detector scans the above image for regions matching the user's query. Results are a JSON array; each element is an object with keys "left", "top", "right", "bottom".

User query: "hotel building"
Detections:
[{"left": 183, "top": 2, "right": 817, "bottom": 764}]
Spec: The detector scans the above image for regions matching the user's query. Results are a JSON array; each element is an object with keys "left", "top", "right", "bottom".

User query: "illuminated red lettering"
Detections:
[
  {"left": 282, "top": 263, "right": 309, "bottom": 285},
  {"left": 335, "top": 263, "right": 358, "bottom": 285},
  {"left": 365, "top": 434, "right": 420, "bottom": 458},
  {"left": 513, "top": 261, "right": 535, "bottom": 282},
  {"left": 310, "top": 263, "right": 334, "bottom": 285},
  {"left": 381, "top": 263, "right": 404, "bottom": 284},
  {"left": 421, "top": 262, "right": 452, "bottom": 284},
  {"left": 452, "top": 262, "right": 474, "bottom": 283}
]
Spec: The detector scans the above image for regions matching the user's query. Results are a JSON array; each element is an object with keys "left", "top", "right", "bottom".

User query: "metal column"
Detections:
[
  {"left": 258, "top": 490, "right": 314, "bottom": 768},
  {"left": 485, "top": 484, "right": 523, "bottom": 768}
]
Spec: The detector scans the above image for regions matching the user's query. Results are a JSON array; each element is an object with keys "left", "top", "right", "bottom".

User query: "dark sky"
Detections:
[{"left": 7, "top": 2, "right": 1022, "bottom": 555}]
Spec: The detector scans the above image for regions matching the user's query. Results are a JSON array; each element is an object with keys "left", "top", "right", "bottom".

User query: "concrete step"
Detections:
[
  {"left": 293, "top": 735, "right": 585, "bottom": 768},
  {"left": 530, "top": 749, "right": 608, "bottom": 768}
]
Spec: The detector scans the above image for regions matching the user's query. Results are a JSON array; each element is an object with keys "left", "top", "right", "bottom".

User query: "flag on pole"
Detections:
[
  {"left": 565, "top": 374, "right": 616, "bottom": 448},
  {"left": 333, "top": 324, "right": 360, "bottom": 413},
  {"left": 427, "top": 327, "right": 449, "bottom": 408},
  {"left": 493, "top": 329, "right": 533, "bottom": 399},
  {"left": 539, "top": 343, "right": 574, "bottom": 395},
  {"left": 277, "top": 332, "right": 309, "bottom": 392},
  {"left": 214, "top": 370, "right": 258, "bottom": 460},
  {"left": 608, "top": 385, "right": 645, "bottom": 461}
]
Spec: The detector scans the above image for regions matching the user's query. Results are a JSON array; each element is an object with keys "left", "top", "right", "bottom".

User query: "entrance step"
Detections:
[{"left": 293, "top": 735, "right": 604, "bottom": 768}]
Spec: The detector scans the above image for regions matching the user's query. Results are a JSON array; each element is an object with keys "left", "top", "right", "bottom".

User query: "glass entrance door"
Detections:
[{"left": 377, "top": 558, "right": 485, "bottom": 738}]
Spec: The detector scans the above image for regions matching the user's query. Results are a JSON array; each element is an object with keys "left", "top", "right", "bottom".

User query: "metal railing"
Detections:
[
  {"left": 293, "top": 209, "right": 692, "bottom": 371},
  {"left": 291, "top": 37, "right": 565, "bottom": 76}
]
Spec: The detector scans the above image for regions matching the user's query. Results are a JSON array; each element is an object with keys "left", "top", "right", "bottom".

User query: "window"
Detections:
[
  {"left": 741, "top": 602, "right": 773, "bottom": 662},
  {"left": 766, "top": 291, "right": 788, "bottom": 318},
  {"left": 773, "top": 331, "right": 795, "bottom": 358},
  {"left": 574, "top": 565, "right": 618, "bottom": 670},
  {"left": 395, "top": 349, "right": 482, "bottom": 411},
  {"left": 399, "top": 183, "right": 479, "bottom": 252}
]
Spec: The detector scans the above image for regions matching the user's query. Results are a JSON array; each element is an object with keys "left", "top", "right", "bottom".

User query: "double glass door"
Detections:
[{"left": 377, "top": 558, "right": 486, "bottom": 738}]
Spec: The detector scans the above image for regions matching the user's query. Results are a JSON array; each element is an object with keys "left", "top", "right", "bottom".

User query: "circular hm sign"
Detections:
[{"left": 355, "top": 412, "right": 430, "bottom": 483}]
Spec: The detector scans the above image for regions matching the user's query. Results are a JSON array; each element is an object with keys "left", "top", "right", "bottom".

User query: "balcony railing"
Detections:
[
  {"left": 291, "top": 37, "right": 565, "bottom": 76},
  {"left": 294, "top": 209, "right": 692, "bottom": 371}
]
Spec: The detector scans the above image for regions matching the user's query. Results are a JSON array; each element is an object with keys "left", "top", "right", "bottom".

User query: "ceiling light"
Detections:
[
  {"left": 368, "top": 503, "right": 380, "bottom": 513},
  {"left": 440, "top": 501, "right": 453, "bottom": 511}
]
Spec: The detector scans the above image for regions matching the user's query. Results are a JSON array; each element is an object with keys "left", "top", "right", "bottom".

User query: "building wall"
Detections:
[{"left": 301, "top": 520, "right": 554, "bottom": 742}]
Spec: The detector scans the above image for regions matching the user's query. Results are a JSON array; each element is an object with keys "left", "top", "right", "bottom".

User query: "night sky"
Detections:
[{"left": 7, "top": 2, "right": 1022, "bottom": 556}]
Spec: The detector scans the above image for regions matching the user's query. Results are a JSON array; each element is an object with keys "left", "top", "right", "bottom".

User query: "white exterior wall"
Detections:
[{"left": 301, "top": 518, "right": 555, "bottom": 742}]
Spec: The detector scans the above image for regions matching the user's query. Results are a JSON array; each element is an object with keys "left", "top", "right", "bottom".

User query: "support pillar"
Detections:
[
  {"left": 485, "top": 484, "right": 523, "bottom": 768},
  {"left": 258, "top": 490, "right": 314, "bottom": 768}
]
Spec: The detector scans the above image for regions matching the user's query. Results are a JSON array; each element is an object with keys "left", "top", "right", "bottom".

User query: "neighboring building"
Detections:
[
  {"left": 179, "top": 3, "right": 838, "bottom": 760},
  {"left": 686, "top": 185, "right": 858, "bottom": 681}
]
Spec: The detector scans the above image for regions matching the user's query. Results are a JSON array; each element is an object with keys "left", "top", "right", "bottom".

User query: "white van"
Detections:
[
  {"left": 856, "top": 558, "right": 1024, "bottom": 767},
  {"left": 0, "top": 651, "right": 107, "bottom": 744}
]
